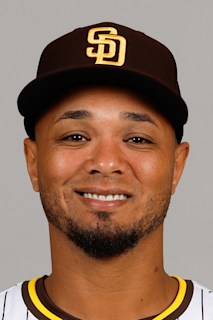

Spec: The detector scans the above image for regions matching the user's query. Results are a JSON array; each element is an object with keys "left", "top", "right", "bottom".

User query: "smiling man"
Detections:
[{"left": 1, "top": 22, "right": 212, "bottom": 319}]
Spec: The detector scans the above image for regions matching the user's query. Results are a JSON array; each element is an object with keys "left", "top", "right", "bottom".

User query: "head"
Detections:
[
  {"left": 18, "top": 22, "right": 189, "bottom": 259},
  {"left": 24, "top": 84, "right": 189, "bottom": 259}
]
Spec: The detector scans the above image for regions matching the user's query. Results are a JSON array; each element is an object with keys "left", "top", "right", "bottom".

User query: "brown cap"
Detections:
[{"left": 17, "top": 22, "right": 188, "bottom": 142}]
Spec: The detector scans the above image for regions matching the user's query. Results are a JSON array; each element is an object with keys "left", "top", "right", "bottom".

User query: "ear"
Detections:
[
  {"left": 24, "top": 138, "right": 39, "bottom": 192},
  {"left": 172, "top": 142, "right": 190, "bottom": 194}
]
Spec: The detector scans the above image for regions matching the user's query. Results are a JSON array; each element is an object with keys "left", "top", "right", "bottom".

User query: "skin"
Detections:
[{"left": 24, "top": 86, "right": 189, "bottom": 320}]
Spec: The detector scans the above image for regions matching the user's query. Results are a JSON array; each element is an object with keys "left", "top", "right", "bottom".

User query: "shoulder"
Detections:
[
  {"left": 0, "top": 282, "right": 23, "bottom": 303},
  {"left": 193, "top": 281, "right": 213, "bottom": 306},
  {"left": 0, "top": 282, "right": 32, "bottom": 319},
  {"left": 182, "top": 280, "right": 213, "bottom": 319}
]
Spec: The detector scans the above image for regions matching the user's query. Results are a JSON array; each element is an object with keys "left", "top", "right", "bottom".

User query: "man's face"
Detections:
[{"left": 25, "top": 86, "right": 189, "bottom": 259}]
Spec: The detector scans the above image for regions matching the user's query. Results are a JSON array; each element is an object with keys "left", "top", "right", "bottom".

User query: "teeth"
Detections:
[{"left": 83, "top": 193, "right": 128, "bottom": 201}]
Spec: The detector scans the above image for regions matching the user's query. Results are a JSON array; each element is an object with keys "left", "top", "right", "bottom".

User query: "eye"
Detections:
[
  {"left": 126, "top": 136, "right": 152, "bottom": 144},
  {"left": 61, "top": 134, "right": 88, "bottom": 142}
]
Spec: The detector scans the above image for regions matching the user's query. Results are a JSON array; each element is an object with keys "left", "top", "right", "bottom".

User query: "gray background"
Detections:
[{"left": 0, "top": 0, "right": 213, "bottom": 291}]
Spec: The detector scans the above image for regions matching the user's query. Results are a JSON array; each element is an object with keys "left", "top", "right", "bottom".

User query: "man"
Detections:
[{"left": 0, "top": 22, "right": 212, "bottom": 319}]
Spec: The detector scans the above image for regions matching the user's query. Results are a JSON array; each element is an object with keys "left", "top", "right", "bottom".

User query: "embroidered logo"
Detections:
[{"left": 86, "top": 27, "right": 126, "bottom": 66}]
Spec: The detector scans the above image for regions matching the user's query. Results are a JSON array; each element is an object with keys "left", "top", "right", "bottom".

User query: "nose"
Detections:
[{"left": 84, "top": 140, "right": 129, "bottom": 176}]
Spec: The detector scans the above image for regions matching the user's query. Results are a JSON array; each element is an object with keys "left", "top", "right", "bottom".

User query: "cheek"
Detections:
[
  {"left": 131, "top": 152, "right": 174, "bottom": 189},
  {"left": 37, "top": 149, "right": 82, "bottom": 186}
]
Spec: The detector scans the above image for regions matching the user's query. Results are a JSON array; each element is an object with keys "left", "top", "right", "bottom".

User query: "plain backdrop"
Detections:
[{"left": 0, "top": 0, "right": 213, "bottom": 291}]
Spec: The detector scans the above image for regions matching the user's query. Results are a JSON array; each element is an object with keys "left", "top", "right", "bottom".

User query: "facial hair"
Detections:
[{"left": 39, "top": 187, "right": 171, "bottom": 259}]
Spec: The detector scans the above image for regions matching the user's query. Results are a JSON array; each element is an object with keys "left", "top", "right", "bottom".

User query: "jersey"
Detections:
[{"left": 0, "top": 276, "right": 212, "bottom": 320}]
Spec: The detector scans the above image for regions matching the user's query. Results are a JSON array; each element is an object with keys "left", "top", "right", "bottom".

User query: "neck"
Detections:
[{"left": 45, "top": 224, "right": 178, "bottom": 320}]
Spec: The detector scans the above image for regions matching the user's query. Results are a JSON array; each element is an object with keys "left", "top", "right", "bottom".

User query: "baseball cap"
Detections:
[{"left": 17, "top": 22, "right": 188, "bottom": 142}]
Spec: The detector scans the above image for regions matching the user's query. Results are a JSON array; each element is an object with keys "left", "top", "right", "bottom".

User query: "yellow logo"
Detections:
[{"left": 86, "top": 27, "right": 126, "bottom": 66}]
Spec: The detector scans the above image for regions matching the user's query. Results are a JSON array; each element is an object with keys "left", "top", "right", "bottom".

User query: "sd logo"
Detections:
[{"left": 86, "top": 27, "right": 126, "bottom": 66}]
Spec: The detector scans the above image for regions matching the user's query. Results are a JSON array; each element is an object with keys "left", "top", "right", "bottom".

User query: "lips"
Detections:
[
  {"left": 75, "top": 187, "right": 131, "bottom": 202},
  {"left": 82, "top": 193, "right": 128, "bottom": 201},
  {"left": 73, "top": 187, "right": 131, "bottom": 211}
]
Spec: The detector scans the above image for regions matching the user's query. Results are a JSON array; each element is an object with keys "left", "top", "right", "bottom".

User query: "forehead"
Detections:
[
  {"left": 33, "top": 85, "right": 178, "bottom": 147},
  {"left": 39, "top": 85, "right": 171, "bottom": 125},
  {"left": 34, "top": 85, "right": 177, "bottom": 143}
]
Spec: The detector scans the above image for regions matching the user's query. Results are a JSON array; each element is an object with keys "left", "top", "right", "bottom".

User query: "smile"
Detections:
[{"left": 82, "top": 193, "right": 128, "bottom": 201}]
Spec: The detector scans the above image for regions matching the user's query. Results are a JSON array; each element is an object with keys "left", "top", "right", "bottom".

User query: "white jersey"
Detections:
[{"left": 0, "top": 276, "right": 212, "bottom": 319}]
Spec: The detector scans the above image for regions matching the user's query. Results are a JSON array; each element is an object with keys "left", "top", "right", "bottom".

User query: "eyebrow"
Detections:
[
  {"left": 55, "top": 110, "right": 92, "bottom": 122},
  {"left": 55, "top": 110, "right": 157, "bottom": 126},
  {"left": 120, "top": 112, "right": 158, "bottom": 126}
]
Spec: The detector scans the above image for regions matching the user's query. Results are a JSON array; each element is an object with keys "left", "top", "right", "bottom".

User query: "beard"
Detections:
[{"left": 39, "top": 188, "right": 171, "bottom": 259}]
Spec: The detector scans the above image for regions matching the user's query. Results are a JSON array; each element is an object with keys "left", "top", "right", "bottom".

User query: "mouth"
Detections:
[
  {"left": 75, "top": 187, "right": 132, "bottom": 203},
  {"left": 78, "top": 192, "right": 129, "bottom": 201},
  {"left": 74, "top": 188, "right": 131, "bottom": 210}
]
